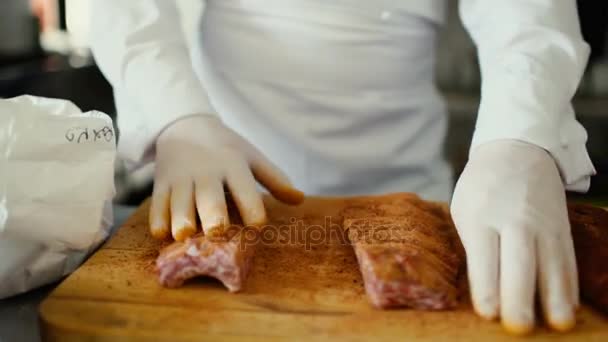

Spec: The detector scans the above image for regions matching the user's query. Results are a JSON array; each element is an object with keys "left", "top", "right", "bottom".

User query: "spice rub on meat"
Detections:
[
  {"left": 341, "top": 193, "right": 465, "bottom": 310},
  {"left": 568, "top": 203, "right": 608, "bottom": 315}
]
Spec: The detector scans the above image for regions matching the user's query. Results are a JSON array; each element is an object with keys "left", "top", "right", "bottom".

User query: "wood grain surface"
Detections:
[{"left": 39, "top": 196, "right": 608, "bottom": 341}]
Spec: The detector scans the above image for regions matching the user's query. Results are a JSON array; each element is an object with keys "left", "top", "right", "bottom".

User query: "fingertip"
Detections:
[
  {"left": 202, "top": 218, "right": 222, "bottom": 231},
  {"left": 149, "top": 209, "right": 170, "bottom": 240},
  {"left": 225, "top": 160, "right": 269, "bottom": 228},
  {"left": 202, "top": 215, "right": 228, "bottom": 237},
  {"left": 169, "top": 181, "right": 197, "bottom": 241},
  {"left": 261, "top": 179, "right": 305, "bottom": 206},
  {"left": 546, "top": 305, "right": 576, "bottom": 333},
  {"left": 205, "top": 226, "right": 226, "bottom": 239},
  {"left": 194, "top": 178, "right": 231, "bottom": 238},
  {"left": 245, "top": 208, "right": 268, "bottom": 228},
  {"left": 501, "top": 305, "right": 535, "bottom": 336},
  {"left": 500, "top": 229, "right": 536, "bottom": 336},
  {"left": 502, "top": 321, "right": 535, "bottom": 336},
  {"left": 173, "top": 225, "right": 197, "bottom": 242},
  {"left": 500, "top": 306, "right": 536, "bottom": 336},
  {"left": 149, "top": 191, "right": 170, "bottom": 241},
  {"left": 150, "top": 225, "right": 170, "bottom": 240},
  {"left": 472, "top": 295, "right": 499, "bottom": 321},
  {"left": 538, "top": 234, "right": 578, "bottom": 334},
  {"left": 463, "top": 230, "right": 500, "bottom": 322},
  {"left": 276, "top": 187, "right": 305, "bottom": 206},
  {"left": 250, "top": 157, "right": 305, "bottom": 206},
  {"left": 548, "top": 319, "right": 576, "bottom": 333}
]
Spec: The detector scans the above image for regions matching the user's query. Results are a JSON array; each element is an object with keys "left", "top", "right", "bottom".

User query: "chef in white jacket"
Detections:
[{"left": 90, "top": 0, "right": 595, "bottom": 335}]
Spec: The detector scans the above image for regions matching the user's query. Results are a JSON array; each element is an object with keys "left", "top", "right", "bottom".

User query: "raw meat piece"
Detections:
[
  {"left": 156, "top": 228, "right": 256, "bottom": 292},
  {"left": 568, "top": 203, "right": 608, "bottom": 315},
  {"left": 342, "top": 193, "right": 465, "bottom": 310}
]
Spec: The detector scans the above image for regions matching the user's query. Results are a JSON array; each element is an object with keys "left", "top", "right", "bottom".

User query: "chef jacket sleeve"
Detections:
[
  {"left": 90, "top": 0, "right": 216, "bottom": 169},
  {"left": 459, "top": 0, "right": 595, "bottom": 192}
]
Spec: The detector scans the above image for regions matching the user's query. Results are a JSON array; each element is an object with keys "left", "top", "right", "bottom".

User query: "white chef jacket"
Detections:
[{"left": 89, "top": 0, "right": 595, "bottom": 201}]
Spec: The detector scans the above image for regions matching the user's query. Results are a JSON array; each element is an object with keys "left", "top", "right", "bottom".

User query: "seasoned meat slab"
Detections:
[
  {"left": 156, "top": 229, "right": 256, "bottom": 292},
  {"left": 342, "top": 194, "right": 465, "bottom": 310},
  {"left": 153, "top": 193, "right": 607, "bottom": 317},
  {"left": 568, "top": 203, "right": 608, "bottom": 315}
]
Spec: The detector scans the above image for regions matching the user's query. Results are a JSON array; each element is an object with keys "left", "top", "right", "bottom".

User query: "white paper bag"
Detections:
[{"left": 0, "top": 95, "right": 116, "bottom": 299}]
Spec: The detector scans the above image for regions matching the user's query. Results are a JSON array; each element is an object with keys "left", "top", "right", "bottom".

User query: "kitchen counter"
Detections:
[{"left": 0, "top": 205, "right": 137, "bottom": 342}]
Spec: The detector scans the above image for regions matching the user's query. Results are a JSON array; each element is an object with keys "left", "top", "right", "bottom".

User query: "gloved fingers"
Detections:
[
  {"left": 250, "top": 152, "right": 304, "bottom": 205},
  {"left": 149, "top": 183, "right": 171, "bottom": 240},
  {"left": 170, "top": 180, "right": 197, "bottom": 241},
  {"left": 500, "top": 228, "right": 536, "bottom": 335},
  {"left": 461, "top": 228, "right": 499, "bottom": 320},
  {"left": 225, "top": 159, "right": 267, "bottom": 227},
  {"left": 195, "top": 176, "right": 229, "bottom": 237},
  {"left": 537, "top": 233, "right": 576, "bottom": 332},
  {"left": 563, "top": 232, "right": 580, "bottom": 309}
]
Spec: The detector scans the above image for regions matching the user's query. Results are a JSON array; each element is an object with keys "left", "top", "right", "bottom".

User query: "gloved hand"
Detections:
[
  {"left": 451, "top": 140, "right": 578, "bottom": 335},
  {"left": 150, "top": 115, "right": 304, "bottom": 241}
]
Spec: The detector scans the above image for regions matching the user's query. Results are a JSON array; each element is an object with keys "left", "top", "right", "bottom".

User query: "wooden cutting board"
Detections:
[{"left": 39, "top": 197, "right": 608, "bottom": 341}]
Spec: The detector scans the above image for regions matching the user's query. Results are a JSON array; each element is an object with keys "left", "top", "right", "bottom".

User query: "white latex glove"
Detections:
[
  {"left": 150, "top": 115, "right": 304, "bottom": 241},
  {"left": 451, "top": 140, "right": 578, "bottom": 335}
]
